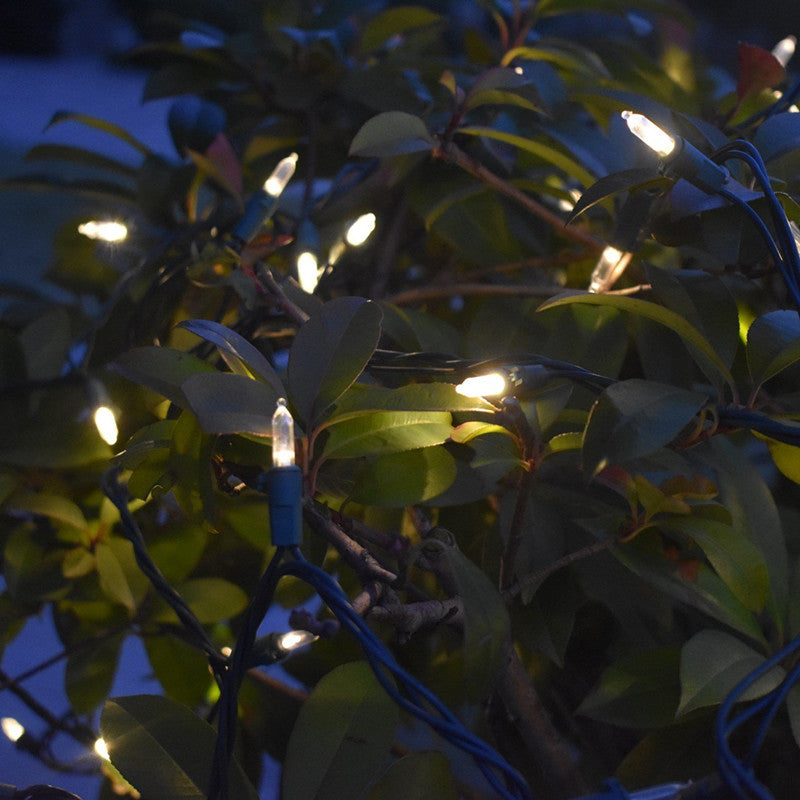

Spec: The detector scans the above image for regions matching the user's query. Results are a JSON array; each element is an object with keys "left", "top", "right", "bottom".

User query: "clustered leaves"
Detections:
[{"left": 2, "top": 1, "right": 800, "bottom": 799}]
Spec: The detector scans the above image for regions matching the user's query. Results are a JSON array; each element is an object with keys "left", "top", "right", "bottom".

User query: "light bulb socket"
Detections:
[
  {"left": 660, "top": 138, "right": 728, "bottom": 193},
  {"left": 266, "top": 465, "right": 303, "bottom": 546},
  {"left": 507, "top": 364, "right": 551, "bottom": 394},
  {"left": 231, "top": 190, "right": 279, "bottom": 245}
]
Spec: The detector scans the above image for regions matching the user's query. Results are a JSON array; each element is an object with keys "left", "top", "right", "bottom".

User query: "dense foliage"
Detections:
[{"left": 3, "top": 1, "right": 800, "bottom": 798}]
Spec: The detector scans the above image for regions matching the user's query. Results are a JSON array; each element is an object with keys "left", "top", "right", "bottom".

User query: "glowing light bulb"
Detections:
[
  {"left": 272, "top": 398, "right": 295, "bottom": 468},
  {"left": 621, "top": 111, "right": 676, "bottom": 158},
  {"left": 772, "top": 35, "right": 796, "bottom": 67},
  {"left": 588, "top": 246, "right": 631, "bottom": 293},
  {"left": 455, "top": 372, "right": 508, "bottom": 398},
  {"left": 264, "top": 153, "right": 298, "bottom": 197},
  {"left": 94, "top": 405, "right": 118, "bottom": 446},
  {"left": 276, "top": 630, "right": 317, "bottom": 652},
  {"left": 78, "top": 220, "right": 128, "bottom": 243},
  {"left": 2, "top": 717, "right": 24, "bottom": 743},
  {"left": 345, "top": 213, "right": 377, "bottom": 246},
  {"left": 296, "top": 251, "right": 319, "bottom": 293},
  {"left": 220, "top": 645, "right": 233, "bottom": 657},
  {"left": 94, "top": 737, "right": 110, "bottom": 760}
]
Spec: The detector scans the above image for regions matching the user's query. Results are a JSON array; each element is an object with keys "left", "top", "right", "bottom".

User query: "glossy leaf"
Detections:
[
  {"left": 747, "top": 310, "right": 800, "bottom": 391},
  {"left": 458, "top": 126, "right": 596, "bottom": 187},
  {"left": 101, "top": 694, "right": 259, "bottom": 800},
  {"left": 178, "top": 319, "right": 284, "bottom": 391},
  {"left": 46, "top": 111, "right": 151, "bottom": 156},
  {"left": 539, "top": 293, "right": 736, "bottom": 391},
  {"left": 753, "top": 112, "right": 800, "bottom": 161},
  {"left": 737, "top": 42, "right": 784, "bottom": 101},
  {"left": 578, "top": 647, "right": 680, "bottom": 728},
  {"left": 567, "top": 168, "right": 661, "bottom": 223},
  {"left": 321, "top": 410, "right": 452, "bottom": 459},
  {"left": 182, "top": 372, "right": 280, "bottom": 436},
  {"left": 583, "top": 379, "right": 707, "bottom": 476},
  {"left": 282, "top": 662, "right": 399, "bottom": 800},
  {"left": 350, "top": 446, "right": 457, "bottom": 506},
  {"left": 112, "top": 347, "right": 215, "bottom": 406},
  {"left": 678, "top": 629, "right": 783, "bottom": 716},
  {"left": 288, "top": 297, "right": 382, "bottom": 426},
  {"left": 764, "top": 437, "right": 800, "bottom": 483},
  {"left": 144, "top": 635, "right": 214, "bottom": 708},
  {"left": 350, "top": 111, "right": 436, "bottom": 158},
  {"left": 366, "top": 752, "right": 458, "bottom": 800},
  {"left": 360, "top": 6, "right": 442, "bottom": 52},
  {"left": 66, "top": 634, "right": 125, "bottom": 713},
  {"left": 153, "top": 578, "right": 247, "bottom": 625},
  {"left": 9, "top": 492, "right": 89, "bottom": 536}
]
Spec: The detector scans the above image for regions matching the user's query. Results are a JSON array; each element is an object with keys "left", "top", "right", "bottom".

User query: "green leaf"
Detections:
[
  {"left": 96, "top": 541, "right": 139, "bottom": 614},
  {"left": 366, "top": 752, "right": 458, "bottom": 800},
  {"left": 578, "top": 647, "right": 680, "bottom": 728},
  {"left": 9, "top": 492, "right": 89, "bottom": 536},
  {"left": 177, "top": 319, "right": 284, "bottom": 393},
  {"left": 112, "top": 347, "right": 215, "bottom": 406},
  {"left": 464, "top": 67, "right": 544, "bottom": 113},
  {"left": 645, "top": 266, "right": 739, "bottom": 370},
  {"left": 2, "top": 527, "right": 70, "bottom": 602},
  {"left": 419, "top": 535, "right": 510, "bottom": 700},
  {"left": 66, "top": 634, "right": 125, "bottom": 713},
  {"left": 360, "top": 6, "right": 442, "bottom": 52},
  {"left": 539, "top": 293, "right": 736, "bottom": 391},
  {"left": 583, "top": 379, "right": 708, "bottom": 476},
  {"left": 24, "top": 143, "right": 138, "bottom": 179},
  {"left": 153, "top": 578, "right": 247, "bottom": 625},
  {"left": 288, "top": 298, "right": 382, "bottom": 426},
  {"left": 764, "top": 437, "right": 800, "bottom": 483},
  {"left": 678, "top": 630, "right": 783, "bottom": 716},
  {"left": 753, "top": 112, "right": 800, "bottom": 161},
  {"left": 746, "top": 310, "right": 800, "bottom": 391},
  {"left": 458, "top": 126, "right": 596, "bottom": 187},
  {"left": 329, "top": 381, "right": 496, "bottom": 422},
  {"left": 47, "top": 111, "right": 151, "bottom": 156},
  {"left": 451, "top": 421, "right": 516, "bottom": 444},
  {"left": 182, "top": 372, "right": 280, "bottom": 436},
  {"left": 282, "top": 662, "right": 399, "bottom": 800},
  {"left": 321, "top": 410, "right": 452, "bottom": 459},
  {"left": 350, "top": 446, "right": 457, "bottom": 506},
  {"left": 144, "top": 635, "right": 214, "bottom": 708},
  {"left": 663, "top": 515, "right": 768, "bottom": 613},
  {"left": 350, "top": 111, "right": 436, "bottom": 158},
  {"left": 170, "top": 410, "right": 216, "bottom": 523},
  {"left": 19, "top": 307, "right": 74, "bottom": 381},
  {"left": 101, "top": 694, "right": 259, "bottom": 800}
]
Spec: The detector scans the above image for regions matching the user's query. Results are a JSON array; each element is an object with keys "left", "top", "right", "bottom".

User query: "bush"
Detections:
[{"left": 3, "top": 2, "right": 800, "bottom": 799}]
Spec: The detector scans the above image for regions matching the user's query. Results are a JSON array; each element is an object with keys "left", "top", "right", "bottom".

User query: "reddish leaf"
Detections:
[{"left": 737, "top": 43, "right": 785, "bottom": 101}]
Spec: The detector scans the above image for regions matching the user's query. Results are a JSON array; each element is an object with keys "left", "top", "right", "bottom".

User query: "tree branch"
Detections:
[{"left": 435, "top": 141, "right": 603, "bottom": 253}]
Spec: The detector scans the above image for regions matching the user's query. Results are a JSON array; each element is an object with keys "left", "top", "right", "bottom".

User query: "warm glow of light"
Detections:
[
  {"left": 621, "top": 111, "right": 676, "bottom": 158},
  {"left": 345, "top": 213, "right": 377, "bottom": 246},
  {"left": 272, "top": 398, "right": 295, "bottom": 468},
  {"left": 455, "top": 372, "right": 508, "bottom": 398},
  {"left": 2, "top": 717, "right": 24, "bottom": 743},
  {"left": 220, "top": 646, "right": 233, "bottom": 657},
  {"left": 588, "top": 246, "right": 631, "bottom": 293},
  {"left": 94, "top": 405, "right": 119, "bottom": 446},
  {"left": 276, "top": 630, "right": 317, "bottom": 652},
  {"left": 78, "top": 220, "right": 128, "bottom": 243},
  {"left": 263, "top": 153, "right": 299, "bottom": 197},
  {"left": 772, "top": 35, "right": 797, "bottom": 67},
  {"left": 513, "top": 66, "right": 524, "bottom": 75},
  {"left": 296, "top": 251, "right": 319, "bottom": 293},
  {"left": 94, "top": 737, "right": 110, "bottom": 760}
]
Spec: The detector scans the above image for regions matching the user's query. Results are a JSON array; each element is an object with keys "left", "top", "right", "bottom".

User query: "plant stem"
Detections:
[{"left": 435, "top": 141, "right": 604, "bottom": 253}]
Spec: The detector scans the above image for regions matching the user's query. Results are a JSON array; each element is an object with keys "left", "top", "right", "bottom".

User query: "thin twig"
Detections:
[
  {"left": 255, "top": 266, "right": 310, "bottom": 325},
  {"left": 435, "top": 141, "right": 604, "bottom": 253}
]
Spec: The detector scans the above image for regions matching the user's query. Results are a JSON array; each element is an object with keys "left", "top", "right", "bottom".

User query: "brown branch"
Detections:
[
  {"left": 502, "top": 539, "right": 614, "bottom": 602},
  {"left": 494, "top": 647, "right": 588, "bottom": 799},
  {"left": 255, "top": 266, "right": 310, "bottom": 325},
  {"left": 303, "top": 499, "right": 399, "bottom": 586},
  {"left": 435, "top": 141, "right": 603, "bottom": 253},
  {"left": 370, "top": 597, "right": 464, "bottom": 643}
]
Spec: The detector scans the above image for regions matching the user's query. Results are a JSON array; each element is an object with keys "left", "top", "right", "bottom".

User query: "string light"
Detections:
[
  {"left": 77, "top": 220, "right": 128, "bottom": 243},
  {"left": 94, "top": 737, "right": 110, "bottom": 760},
  {"left": 274, "top": 629, "right": 317, "bottom": 652},
  {"left": 2, "top": 717, "right": 24, "bottom": 743},
  {"left": 266, "top": 399, "right": 303, "bottom": 547},
  {"left": 344, "top": 213, "right": 377, "bottom": 246},
  {"left": 456, "top": 372, "right": 508, "bottom": 398},
  {"left": 263, "top": 153, "right": 299, "bottom": 197},
  {"left": 93, "top": 405, "right": 119, "bottom": 446},
  {"left": 296, "top": 250, "right": 320, "bottom": 294},
  {"left": 621, "top": 111, "right": 675, "bottom": 157},
  {"left": 588, "top": 245, "right": 632, "bottom": 293},
  {"left": 772, "top": 35, "right": 796, "bottom": 67},
  {"left": 271, "top": 398, "right": 295, "bottom": 468},
  {"left": 231, "top": 153, "right": 299, "bottom": 245},
  {"left": 621, "top": 110, "right": 728, "bottom": 192}
]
